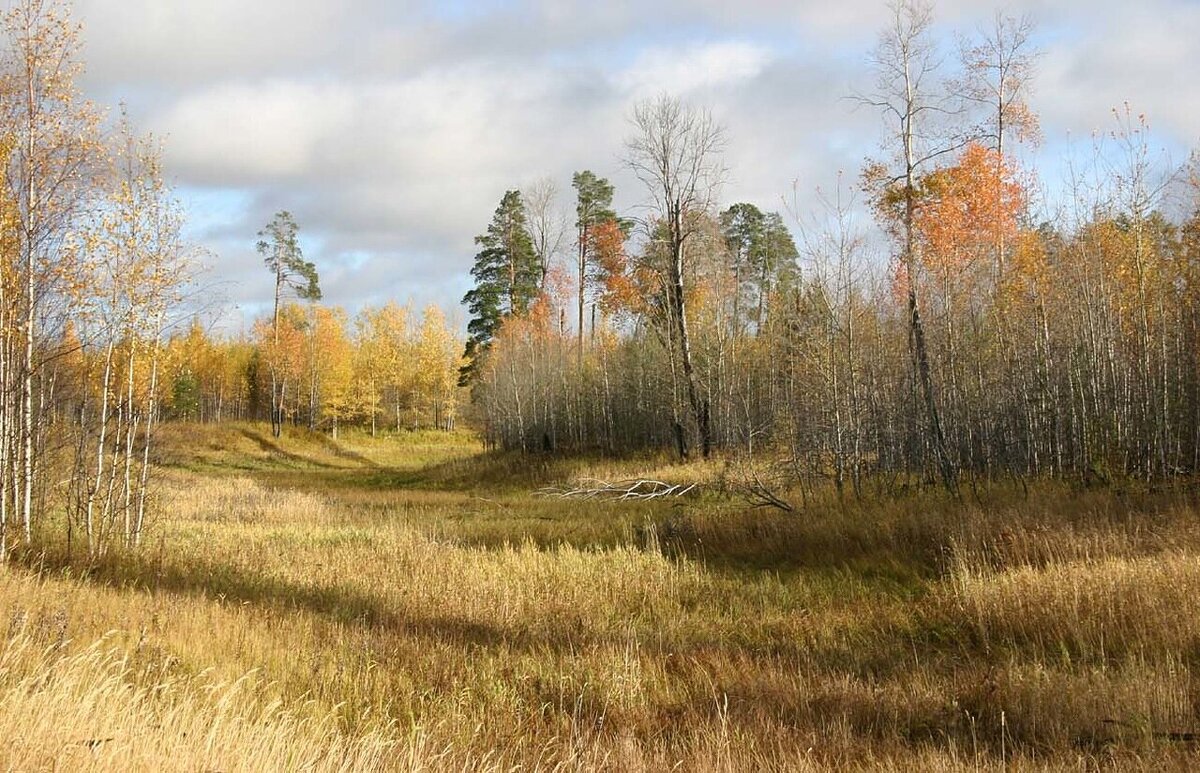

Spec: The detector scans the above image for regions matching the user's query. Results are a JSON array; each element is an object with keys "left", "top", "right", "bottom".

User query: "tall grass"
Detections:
[
  {"left": 0, "top": 631, "right": 398, "bottom": 771},
  {"left": 5, "top": 422, "right": 1200, "bottom": 769}
]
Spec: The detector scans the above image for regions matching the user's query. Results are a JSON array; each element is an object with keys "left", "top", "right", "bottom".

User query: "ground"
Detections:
[{"left": 2, "top": 423, "right": 1199, "bottom": 770}]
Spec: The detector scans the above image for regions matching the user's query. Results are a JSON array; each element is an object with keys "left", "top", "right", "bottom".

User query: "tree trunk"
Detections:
[{"left": 669, "top": 233, "right": 712, "bottom": 458}]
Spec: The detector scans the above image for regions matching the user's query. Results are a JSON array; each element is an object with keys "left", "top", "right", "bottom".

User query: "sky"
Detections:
[{"left": 69, "top": 0, "right": 1200, "bottom": 332}]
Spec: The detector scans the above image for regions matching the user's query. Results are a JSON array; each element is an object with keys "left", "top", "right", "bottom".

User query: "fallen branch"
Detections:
[
  {"left": 536, "top": 478, "right": 698, "bottom": 501},
  {"left": 725, "top": 456, "right": 797, "bottom": 512},
  {"left": 1102, "top": 718, "right": 1200, "bottom": 742},
  {"left": 744, "top": 469, "right": 795, "bottom": 512}
]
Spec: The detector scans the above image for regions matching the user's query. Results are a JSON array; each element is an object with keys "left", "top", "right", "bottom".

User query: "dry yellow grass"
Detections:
[
  {"left": 0, "top": 626, "right": 399, "bottom": 771},
  {"left": 5, "top": 422, "right": 1200, "bottom": 770}
]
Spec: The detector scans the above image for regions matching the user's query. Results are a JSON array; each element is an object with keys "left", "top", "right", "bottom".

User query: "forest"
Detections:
[
  {"left": 1, "top": 0, "right": 1200, "bottom": 770},
  {"left": 460, "top": 27, "right": 1200, "bottom": 496}
]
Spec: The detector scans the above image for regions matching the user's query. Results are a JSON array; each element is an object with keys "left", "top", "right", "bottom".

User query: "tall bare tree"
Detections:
[
  {"left": 625, "top": 95, "right": 726, "bottom": 458},
  {"left": 522, "top": 177, "right": 566, "bottom": 292}
]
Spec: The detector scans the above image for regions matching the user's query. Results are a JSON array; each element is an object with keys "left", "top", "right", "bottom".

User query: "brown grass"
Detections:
[
  {"left": 5, "top": 422, "right": 1200, "bottom": 770},
  {"left": 0, "top": 626, "right": 398, "bottom": 771}
]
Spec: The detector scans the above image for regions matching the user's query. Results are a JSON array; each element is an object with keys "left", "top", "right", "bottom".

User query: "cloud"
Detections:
[
  {"left": 75, "top": 0, "right": 351, "bottom": 88},
  {"left": 1034, "top": 2, "right": 1200, "bottom": 144},
  {"left": 153, "top": 80, "right": 356, "bottom": 185},
  {"left": 66, "top": 0, "right": 1200, "bottom": 330},
  {"left": 613, "top": 41, "right": 774, "bottom": 99}
]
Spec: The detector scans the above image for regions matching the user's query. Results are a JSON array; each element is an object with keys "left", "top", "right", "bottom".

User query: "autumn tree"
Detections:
[
  {"left": 352, "top": 302, "right": 412, "bottom": 434},
  {"left": 310, "top": 305, "right": 354, "bottom": 437},
  {"left": 1, "top": 0, "right": 100, "bottom": 547},
  {"left": 166, "top": 318, "right": 213, "bottom": 421},
  {"left": 593, "top": 219, "right": 639, "bottom": 317},
  {"left": 72, "top": 110, "right": 193, "bottom": 553},
  {"left": 912, "top": 142, "right": 1027, "bottom": 474},
  {"left": 958, "top": 11, "right": 1040, "bottom": 284},
  {"left": 414, "top": 304, "right": 459, "bottom": 430},
  {"left": 254, "top": 303, "right": 308, "bottom": 432}
]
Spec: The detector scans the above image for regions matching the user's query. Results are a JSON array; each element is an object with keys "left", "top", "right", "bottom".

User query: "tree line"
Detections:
[
  {"left": 461, "top": 0, "right": 1200, "bottom": 493},
  {"left": 143, "top": 184, "right": 465, "bottom": 443},
  {"left": 164, "top": 291, "right": 462, "bottom": 439}
]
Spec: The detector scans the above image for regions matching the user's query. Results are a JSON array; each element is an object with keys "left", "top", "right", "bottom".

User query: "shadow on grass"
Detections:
[
  {"left": 225, "top": 435, "right": 677, "bottom": 495},
  {"left": 171, "top": 428, "right": 505, "bottom": 492},
  {"left": 313, "top": 433, "right": 384, "bottom": 469},
  {"left": 10, "top": 539, "right": 936, "bottom": 672},
  {"left": 165, "top": 421, "right": 677, "bottom": 501},
  {"left": 235, "top": 428, "right": 359, "bottom": 470},
  {"left": 12, "top": 546, "right": 630, "bottom": 657}
]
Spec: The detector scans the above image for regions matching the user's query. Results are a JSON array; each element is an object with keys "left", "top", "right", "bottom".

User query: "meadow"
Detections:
[{"left": 2, "top": 423, "right": 1200, "bottom": 770}]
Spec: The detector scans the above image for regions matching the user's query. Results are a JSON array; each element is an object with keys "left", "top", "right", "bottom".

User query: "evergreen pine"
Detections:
[{"left": 460, "top": 190, "right": 540, "bottom": 385}]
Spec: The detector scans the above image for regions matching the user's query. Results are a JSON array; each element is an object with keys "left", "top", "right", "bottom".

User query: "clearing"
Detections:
[{"left": 2, "top": 423, "right": 1199, "bottom": 770}]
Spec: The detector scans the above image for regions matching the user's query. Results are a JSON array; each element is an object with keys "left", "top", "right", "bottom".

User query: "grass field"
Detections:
[{"left": 3, "top": 423, "right": 1200, "bottom": 770}]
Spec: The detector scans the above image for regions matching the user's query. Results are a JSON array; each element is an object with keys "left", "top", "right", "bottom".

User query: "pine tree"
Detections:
[
  {"left": 721, "top": 205, "right": 799, "bottom": 333},
  {"left": 571, "top": 171, "right": 618, "bottom": 349},
  {"left": 257, "top": 211, "right": 320, "bottom": 436},
  {"left": 461, "top": 190, "right": 539, "bottom": 385},
  {"left": 721, "top": 203, "right": 765, "bottom": 333}
]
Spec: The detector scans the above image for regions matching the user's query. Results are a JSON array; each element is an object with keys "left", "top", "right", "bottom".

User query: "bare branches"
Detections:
[
  {"left": 536, "top": 478, "right": 698, "bottom": 501},
  {"left": 856, "top": 0, "right": 967, "bottom": 179},
  {"left": 741, "top": 471, "right": 795, "bottom": 513},
  {"left": 624, "top": 95, "right": 727, "bottom": 241},
  {"left": 727, "top": 457, "right": 797, "bottom": 512},
  {"left": 521, "top": 177, "right": 567, "bottom": 290},
  {"left": 956, "top": 12, "right": 1042, "bottom": 151}
]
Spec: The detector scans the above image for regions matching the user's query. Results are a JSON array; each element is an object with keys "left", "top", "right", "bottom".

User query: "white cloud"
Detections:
[
  {"left": 63, "top": 0, "right": 1200, "bottom": 327},
  {"left": 614, "top": 41, "right": 774, "bottom": 99},
  {"left": 1034, "top": 3, "right": 1200, "bottom": 145},
  {"left": 153, "top": 80, "right": 356, "bottom": 184}
]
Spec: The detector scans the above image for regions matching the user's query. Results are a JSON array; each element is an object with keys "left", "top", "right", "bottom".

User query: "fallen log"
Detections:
[{"left": 535, "top": 478, "right": 698, "bottom": 501}]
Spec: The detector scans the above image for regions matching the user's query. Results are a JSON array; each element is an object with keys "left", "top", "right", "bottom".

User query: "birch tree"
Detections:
[
  {"left": 625, "top": 95, "right": 726, "bottom": 458},
  {"left": 1, "top": 0, "right": 99, "bottom": 545}
]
